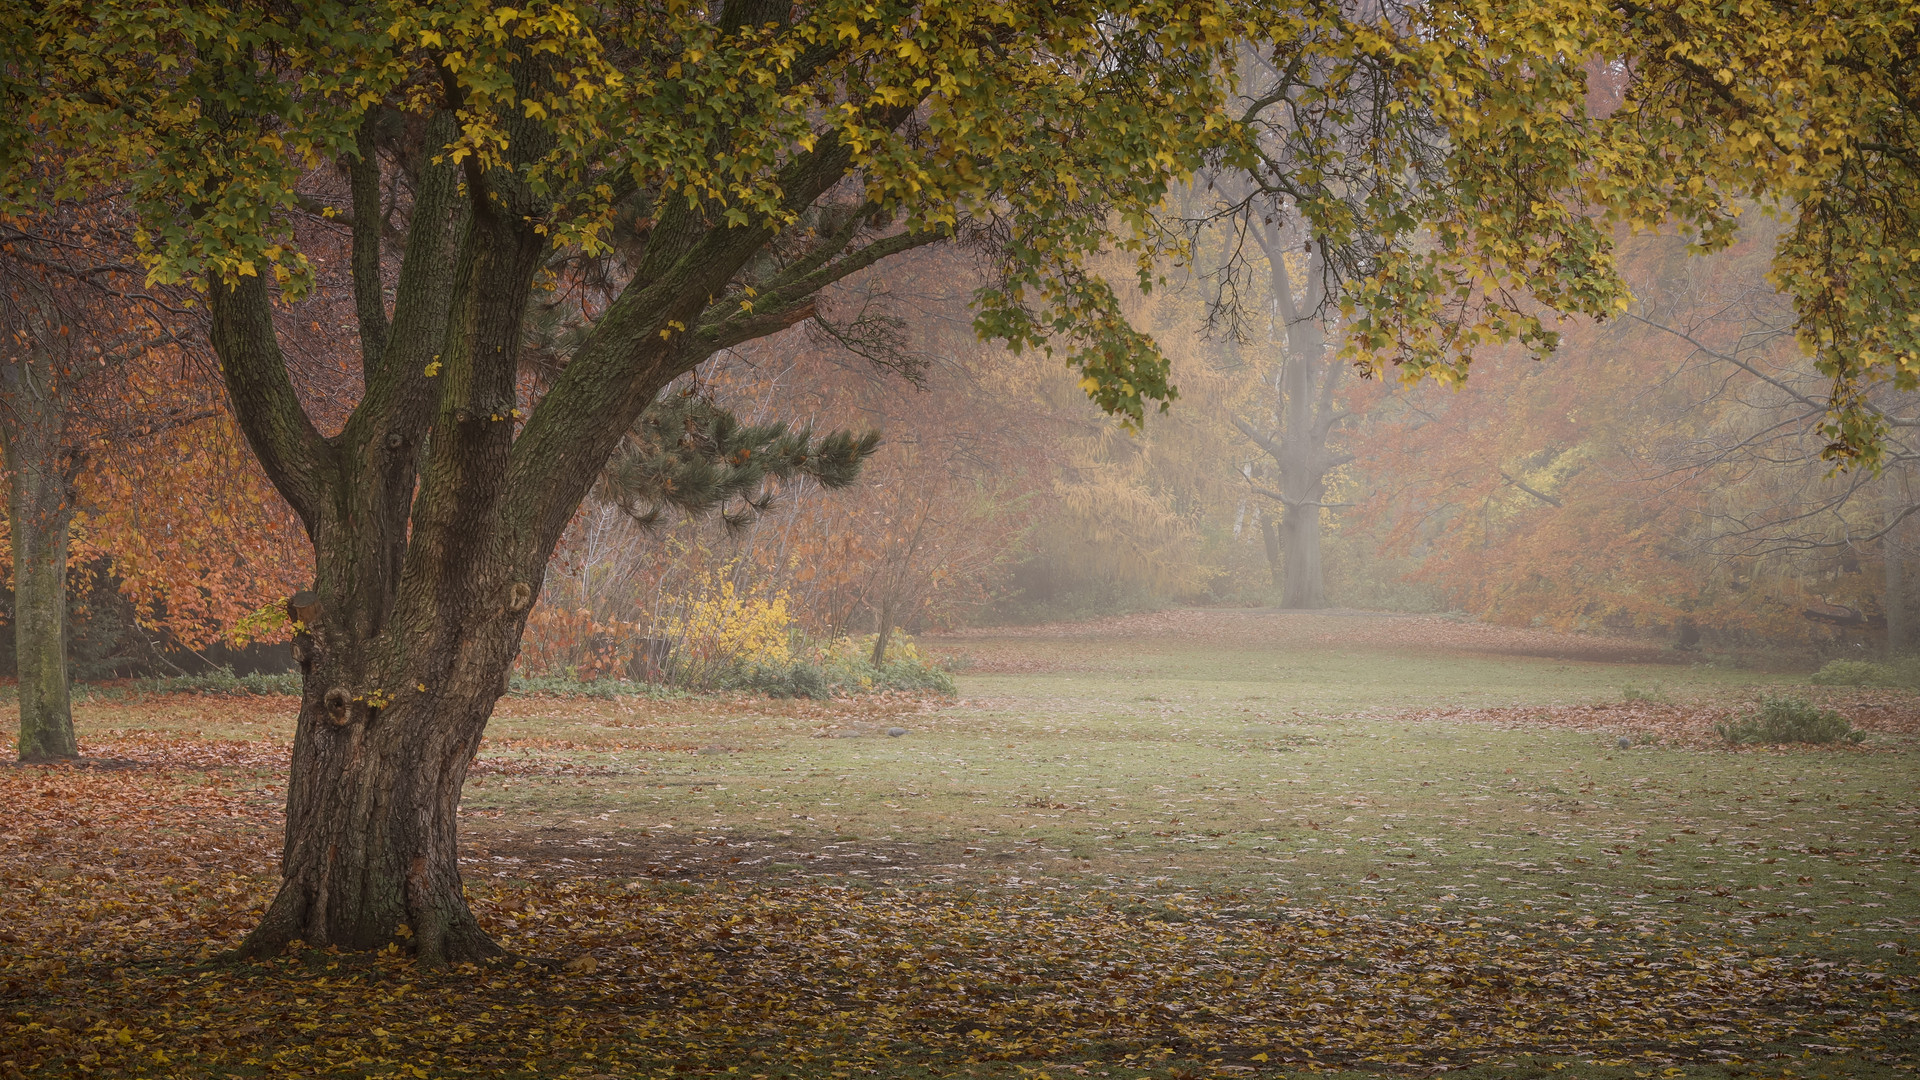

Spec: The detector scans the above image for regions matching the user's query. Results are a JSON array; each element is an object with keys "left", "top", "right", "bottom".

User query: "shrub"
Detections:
[
  {"left": 1809, "top": 657, "right": 1920, "bottom": 688},
  {"left": 133, "top": 667, "right": 302, "bottom": 696},
  {"left": 518, "top": 606, "right": 638, "bottom": 682},
  {"left": 714, "top": 632, "right": 957, "bottom": 698},
  {"left": 507, "top": 674, "right": 662, "bottom": 700},
  {"left": 1716, "top": 694, "right": 1865, "bottom": 746},
  {"left": 660, "top": 573, "right": 797, "bottom": 688},
  {"left": 1621, "top": 680, "right": 1669, "bottom": 703},
  {"left": 815, "top": 631, "right": 956, "bottom": 694},
  {"left": 723, "top": 660, "right": 833, "bottom": 699}
]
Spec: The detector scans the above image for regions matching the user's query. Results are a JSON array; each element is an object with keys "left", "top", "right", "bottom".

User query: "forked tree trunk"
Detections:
[
  {"left": 226, "top": 197, "right": 559, "bottom": 963},
  {"left": 2, "top": 345, "right": 79, "bottom": 763},
  {"left": 209, "top": 69, "right": 918, "bottom": 962}
]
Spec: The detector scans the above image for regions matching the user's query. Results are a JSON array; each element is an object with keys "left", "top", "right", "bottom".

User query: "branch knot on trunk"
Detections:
[{"left": 323, "top": 687, "right": 353, "bottom": 726}]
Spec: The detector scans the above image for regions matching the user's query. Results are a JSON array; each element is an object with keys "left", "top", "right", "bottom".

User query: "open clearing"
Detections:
[{"left": 3, "top": 611, "right": 1917, "bottom": 1079}]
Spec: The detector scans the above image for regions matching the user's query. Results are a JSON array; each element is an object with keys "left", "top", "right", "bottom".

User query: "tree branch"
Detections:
[
  {"left": 1499, "top": 470, "right": 1562, "bottom": 507},
  {"left": 699, "top": 227, "right": 947, "bottom": 352},
  {"left": 206, "top": 272, "right": 333, "bottom": 530},
  {"left": 349, "top": 116, "right": 390, "bottom": 378},
  {"left": 1230, "top": 413, "right": 1281, "bottom": 458}
]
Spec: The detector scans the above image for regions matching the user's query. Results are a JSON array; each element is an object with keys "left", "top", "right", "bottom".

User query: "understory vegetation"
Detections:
[{"left": 1717, "top": 696, "right": 1868, "bottom": 746}]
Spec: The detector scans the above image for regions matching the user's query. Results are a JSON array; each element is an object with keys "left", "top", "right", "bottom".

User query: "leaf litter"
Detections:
[{"left": 2, "top": 746, "right": 1916, "bottom": 1078}]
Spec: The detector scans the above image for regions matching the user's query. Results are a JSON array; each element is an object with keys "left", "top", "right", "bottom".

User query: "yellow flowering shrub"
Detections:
[{"left": 663, "top": 572, "right": 795, "bottom": 686}]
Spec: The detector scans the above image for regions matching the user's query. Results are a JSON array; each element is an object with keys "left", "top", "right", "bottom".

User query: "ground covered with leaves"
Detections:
[{"left": 3, "top": 612, "right": 1917, "bottom": 1079}]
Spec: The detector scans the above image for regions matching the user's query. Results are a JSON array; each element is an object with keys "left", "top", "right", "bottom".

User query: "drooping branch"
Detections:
[
  {"left": 599, "top": 391, "right": 879, "bottom": 533},
  {"left": 696, "top": 226, "right": 948, "bottom": 353}
]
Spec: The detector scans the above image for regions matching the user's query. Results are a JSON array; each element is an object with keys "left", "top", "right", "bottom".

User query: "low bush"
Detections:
[
  {"left": 711, "top": 633, "right": 957, "bottom": 698},
  {"left": 1808, "top": 657, "right": 1920, "bottom": 687},
  {"left": 723, "top": 660, "right": 833, "bottom": 699},
  {"left": 131, "top": 667, "right": 302, "bottom": 696},
  {"left": 1621, "top": 680, "right": 1670, "bottom": 703},
  {"left": 1716, "top": 694, "right": 1865, "bottom": 746},
  {"left": 507, "top": 675, "right": 669, "bottom": 699}
]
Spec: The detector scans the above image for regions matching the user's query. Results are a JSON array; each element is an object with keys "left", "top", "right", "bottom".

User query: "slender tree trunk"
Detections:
[
  {"left": 1275, "top": 311, "right": 1329, "bottom": 609},
  {"left": 871, "top": 598, "right": 896, "bottom": 666},
  {"left": 1, "top": 346, "right": 79, "bottom": 762},
  {"left": 1888, "top": 480, "right": 1908, "bottom": 655}
]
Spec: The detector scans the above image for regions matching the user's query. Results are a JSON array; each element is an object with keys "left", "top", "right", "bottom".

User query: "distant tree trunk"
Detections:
[
  {"left": 1274, "top": 300, "right": 1329, "bottom": 609},
  {"left": 1233, "top": 226, "right": 1352, "bottom": 610},
  {"left": 1, "top": 342, "right": 79, "bottom": 763},
  {"left": 1888, "top": 479, "right": 1909, "bottom": 655},
  {"left": 871, "top": 599, "right": 895, "bottom": 666},
  {"left": 1260, "top": 514, "right": 1282, "bottom": 588}
]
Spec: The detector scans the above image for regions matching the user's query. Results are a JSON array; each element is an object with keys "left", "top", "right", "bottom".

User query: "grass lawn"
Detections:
[{"left": 2, "top": 611, "right": 1915, "bottom": 1079}]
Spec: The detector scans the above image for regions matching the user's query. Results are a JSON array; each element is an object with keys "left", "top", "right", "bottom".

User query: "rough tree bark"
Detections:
[
  {"left": 1232, "top": 227, "right": 1352, "bottom": 610},
  {"left": 0, "top": 338, "right": 79, "bottom": 762}
]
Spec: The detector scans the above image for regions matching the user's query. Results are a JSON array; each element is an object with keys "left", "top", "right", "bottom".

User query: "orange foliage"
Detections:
[
  {"left": 1346, "top": 229, "right": 1888, "bottom": 643},
  {"left": 1, "top": 197, "right": 311, "bottom": 651}
]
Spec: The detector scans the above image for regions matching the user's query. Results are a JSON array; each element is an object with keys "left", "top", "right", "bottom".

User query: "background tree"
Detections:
[
  {"left": 0, "top": 200, "right": 234, "bottom": 760},
  {"left": 1343, "top": 228, "right": 1920, "bottom": 648},
  {"left": 1227, "top": 234, "right": 1351, "bottom": 608},
  {"left": 1597, "top": 0, "right": 1920, "bottom": 462}
]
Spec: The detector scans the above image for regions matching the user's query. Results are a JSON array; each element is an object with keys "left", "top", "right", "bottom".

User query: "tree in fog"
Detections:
[
  {"left": 14, "top": 0, "right": 1259, "bottom": 963},
  {"left": 1228, "top": 234, "right": 1351, "bottom": 608}
]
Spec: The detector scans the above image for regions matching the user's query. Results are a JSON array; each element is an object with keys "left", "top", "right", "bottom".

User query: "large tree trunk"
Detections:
[
  {"left": 226, "top": 181, "right": 559, "bottom": 963},
  {"left": 1, "top": 345, "right": 79, "bottom": 763},
  {"left": 206, "top": 69, "right": 919, "bottom": 961},
  {"left": 242, "top": 585, "right": 531, "bottom": 963}
]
